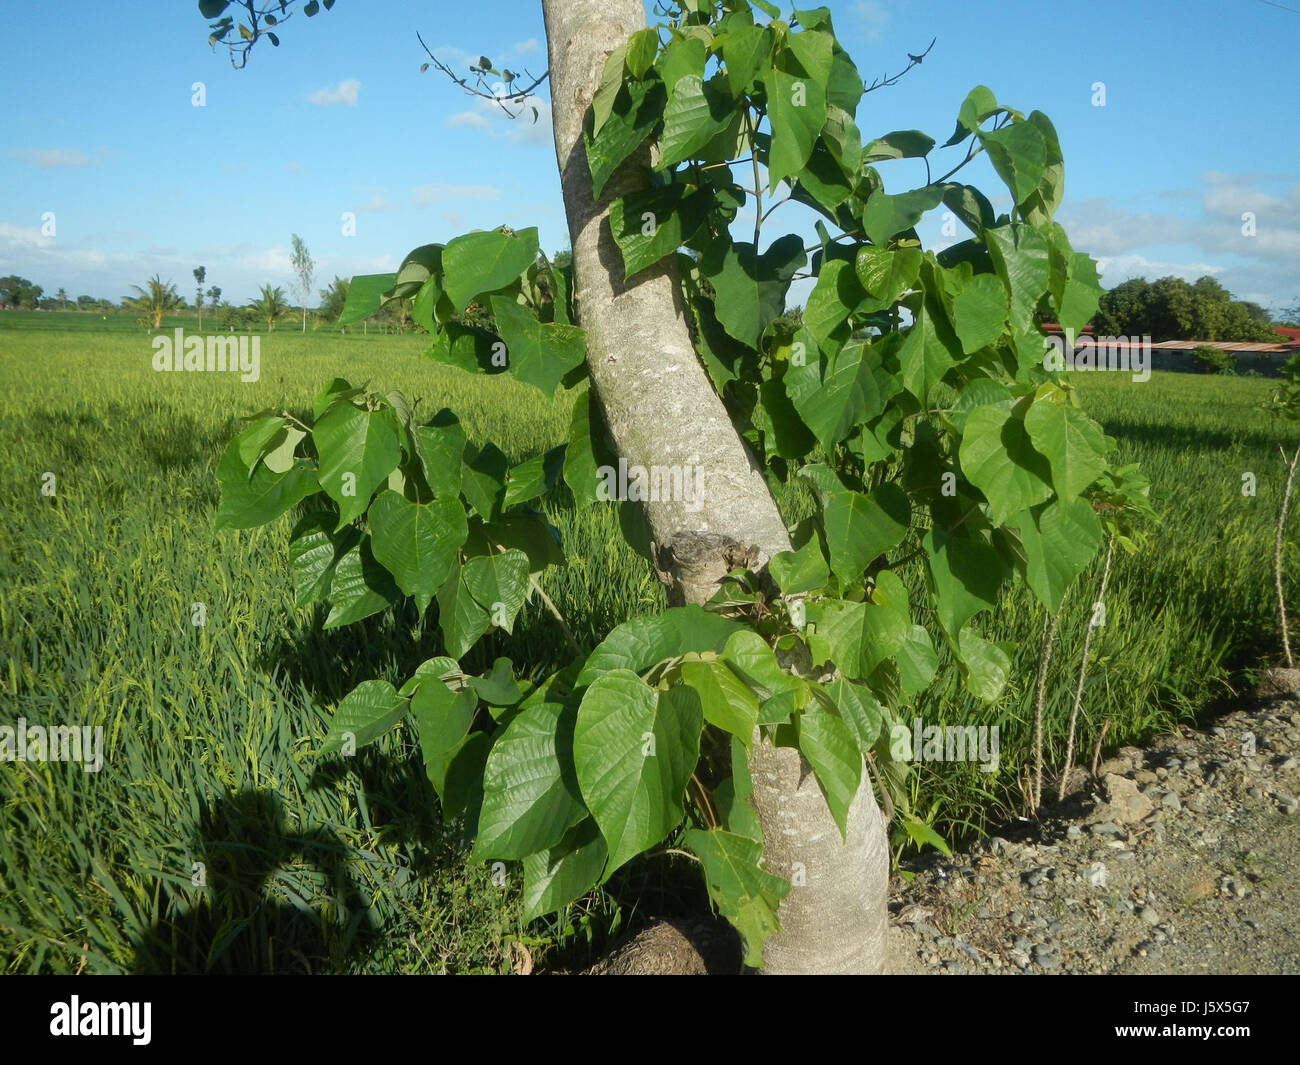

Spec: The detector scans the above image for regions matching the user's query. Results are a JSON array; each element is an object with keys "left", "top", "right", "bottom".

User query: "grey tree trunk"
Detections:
[{"left": 541, "top": 0, "right": 889, "bottom": 974}]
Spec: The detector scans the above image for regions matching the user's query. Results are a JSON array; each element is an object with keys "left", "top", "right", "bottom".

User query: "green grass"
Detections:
[{"left": 1, "top": 326, "right": 1295, "bottom": 972}]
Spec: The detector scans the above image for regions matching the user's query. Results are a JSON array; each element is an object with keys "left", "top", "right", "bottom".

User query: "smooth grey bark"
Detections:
[{"left": 541, "top": 0, "right": 888, "bottom": 974}]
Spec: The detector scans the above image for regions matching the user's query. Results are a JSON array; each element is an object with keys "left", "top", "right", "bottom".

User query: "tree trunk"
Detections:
[{"left": 541, "top": 0, "right": 889, "bottom": 974}]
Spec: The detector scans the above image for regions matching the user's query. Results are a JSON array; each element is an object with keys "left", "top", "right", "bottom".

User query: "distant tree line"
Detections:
[{"left": 1091, "top": 275, "right": 1281, "bottom": 342}]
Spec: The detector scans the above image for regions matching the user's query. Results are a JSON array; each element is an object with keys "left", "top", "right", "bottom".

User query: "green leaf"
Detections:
[
  {"left": 984, "top": 224, "right": 1051, "bottom": 334},
  {"left": 320, "top": 680, "right": 406, "bottom": 756},
  {"left": 861, "top": 185, "right": 944, "bottom": 246},
  {"left": 1021, "top": 111, "right": 1065, "bottom": 226},
  {"left": 822, "top": 483, "right": 910, "bottom": 584},
  {"left": 324, "top": 538, "right": 401, "bottom": 628},
  {"left": 713, "top": 734, "right": 762, "bottom": 840},
  {"left": 722, "top": 21, "right": 771, "bottom": 95},
  {"left": 978, "top": 121, "right": 1046, "bottom": 207},
  {"left": 367, "top": 491, "right": 468, "bottom": 613},
  {"left": 563, "top": 391, "right": 611, "bottom": 508},
  {"left": 796, "top": 703, "right": 861, "bottom": 838},
  {"left": 575, "top": 671, "right": 704, "bottom": 875},
  {"left": 521, "top": 819, "right": 608, "bottom": 921},
  {"left": 414, "top": 413, "right": 467, "bottom": 500},
  {"left": 862, "top": 129, "right": 935, "bottom": 163},
  {"left": 462, "top": 549, "right": 530, "bottom": 634},
  {"left": 896, "top": 304, "right": 956, "bottom": 403},
  {"left": 760, "top": 376, "right": 817, "bottom": 460},
  {"left": 489, "top": 296, "right": 587, "bottom": 397},
  {"left": 591, "top": 42, "right": 629, "bottom": 138},
  {"left": 609, "top": 185, "right": 710, "bottom": 280},
  {"left": 656, "top": 34, "right": 707, "bottom": 94},
  {"left": 822, "top": 676, "right": 884, "bottom": 753},
  {"left": 680, "top": 660, "right": 760, "bottom": 749},
  {"left": 1022, "top": 399, "right": 1109, "bottom": 499},
  {"left": 214, "top": 437, "right": 318, "bottom": 531},
  {"left": 684, "top": 828, "right": 789, "bottom": 968},
  {"left": 625, "top": 27, "right": 660, "bottom": 79},
  {"left": 802, "top": 258, "right": 861, "bottom": 354},
  {"left": 959, "top": 404, "right": 1053, "bottom": 526},
  {"left": 855, "top": 245, "right": 922, "bottom": 306},
  {"left": 467, "top": 657, "right": 523, "bottom": 707},
  {"left": 922, "top": 529, "right": 1006, "bottom": 639},
  {"left": 951, "top": 273, "right": 1008, "bottom": 354},
  {"left": 785, "top": 337, "right": 893, "bottom": 449},
  {"left": 901, "top": 818, "right": 952, "bottom": 857},
  {"left": 474, "top": 699, "right": 587, "bottom": 860},
  {"left": 955, "top": 627, "right": 1011, "bottom": 703},
  {"left": 896, "top": 624, "right": 938, "bottom": 698},
  {"left": 338, "top": 273, "right": 397, "bottom": 326},
  {"left": 577, "top": 606, "right": 740, "bottom": 685},
  {"left": 410, "top": 677, "right": 476, "bottom": 798},
  {"left": 437, "top": 562, "right": 490, "bottom": 658},
  {"left": 1016, "top": 498, "right": 1102, "bottom": 613},
  {"left": 720, "top": 630, "right": 803, "bottom": 704},
  {"left": 767, "top": 69, "right": 827, "bottom": 191},
  {"left": 658, "top": 74, "right": 734, "bottom": 169},
  {"left": 805, "top": 570, "right": 910, "bottom": 677},
  {"left": 768, "top": 537, "right": 829, "bottom": 594},
  {"left": 314, "top": 401, "right": 403, "bottom": 529},
  {"left": 461, "top": 442, "right": 509, "bottom": 521},
  {"left": 441, "top": 228, "right": 540, "bottom": 312},
  {"left": 699, "top": 235, "right": 806, "bottom": 349},
  {"left": 288, "top": 511, "right": 356, "bottom": 607},
  {"left": 945, "top": 84, "right": 998, "bottom": 146},
  {"left": 585, "top": 79, "right": 666, "bottom": 199}
]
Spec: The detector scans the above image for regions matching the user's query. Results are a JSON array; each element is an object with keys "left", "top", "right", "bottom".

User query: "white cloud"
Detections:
[
  {"left": 307, "top": 79, "right": 361, "bottom": 107},
  {"left": 412, "top": 184, "right": 502, "bottom": 206},
  {"left": 356, "top": 194, "right": 400, "bottom": 214},
  {"left": 855, "top": 1, "right": 889, "bottom": 42},
  {"left": 448, "top": 111, "right": 492, "bottom": 130},
  {"left": 512, "top": 38, "right": 539, "bottom": 55},
  {"left": 8, "top": 148, "right": 94, "bottom": 169}
]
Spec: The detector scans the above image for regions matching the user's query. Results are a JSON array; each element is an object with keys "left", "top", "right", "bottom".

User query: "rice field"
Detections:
[{"left": 0, "top": 320, "right": 1294, "bottom": 972}]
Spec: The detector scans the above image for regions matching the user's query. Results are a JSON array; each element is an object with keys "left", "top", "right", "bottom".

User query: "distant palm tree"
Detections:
[
  {"left": 249, "top": 284, "right": 290, "bottom": 333},
  {"left": 55, "top": 288, "right": 69, "bottom": 309},
  {"left": 318, "top": 276, "right": 350, "bottom": 330},
  {"left": 123, "top": 275, "right": 184, "bottom": 330}
]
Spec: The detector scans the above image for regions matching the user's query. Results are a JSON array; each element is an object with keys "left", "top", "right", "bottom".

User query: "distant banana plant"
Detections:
[
  {"left": 249, "top": 284, "right": 290, "bottom": 333},
  {"left": 123, "top": 274, "right": 184, "bottom": 330}
]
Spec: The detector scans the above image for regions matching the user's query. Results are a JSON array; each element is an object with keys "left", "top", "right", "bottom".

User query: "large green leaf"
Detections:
[
  {"left": 956, "top": 626, "right": 1012, "bottom": 703},
  {"left": 895, "top": 304, "right": 956, "bottom": 403},
  {"left": 658, "top": 74, "right": 734, "bottom": 169},
  {"left": 521, "top": 819, "right": 608, "bottom": 921},
  {"left": 414, "top": 413, "right": 467, "bottom": 500},
  {"left": 462, "top": 549, "right": 530, "bottom": 634},
  {"left": 722, "top": 21, "right": 771, "bottom": 95},
  {"left": 288, "top": 511, "right": 357, "bottom": 606},
  {"left": 337, "top": 273, "right": 397, "bottom": 326},
  {"left": 699, "top": 235, "right": 806, "bottom": 349},
  {"left": 441, "top": 227, "right": 539, "bottom": 312},
  {"left": 785, "top": 337, "right": 892, "bottom": 449},
  {"left": 684, "top": 828, "right": 789, "bottom": 968},
  {"left": 313, "top": 401, "right": 403, "bottom": 529},
  {"left": 862, "top": 129, "right": 935, "bottom": 163},
  {"left": 324, "top": 538, "right": 401, "bottom": 628},
  {"left": 489, "top": 296, "right": 587, "bottom": 397},
  {"left": 585, "top": 79, "right": 666, "bottom": 198},
  {"left": 822, "top": 483, "right": 910, "bottom": 584},
  {"left": 214, "top": 436, "right": 318, "bottom": 531},
  {"left": 577, "top": 606, "right": 740, "bottom": 685},
  {"left": 959, "top": 403, "right": 1053, "bottom": 526},
  {"left": 474, "top": 699, "right": 587, "bottom": 860},
  {"left": 1016, "top": 498, "right": 1102, "bottom": 613},
  {"left": 802, "top": 258, "right": 861, "bottom": 354},
  {"left": 805, "top": 570, "right": 910, "bottom": 677},
  {"left": 410, "top": 676, "right": 476, "bottom": 798},
  {"left": 680, "top": 660, "right": 760, "bottom": 749},
  {"left": 436, "top": 562, "right": 491, "bottom": 658},
  {"left": 797, "top": 702, "right": 861, "bottom": 837},
  {"left": 855, "top": 245, "right": 922, "bottom": 306},
  {"left": 609, "top": 185, "right": 710, "bottom": 279},
  {"left": 861, "top": 185, "right": 944, "bottom": 245},
  {"left": 1022, "top": 399, "right": 1109, "bottom": 499},
  {"left": 896, "top": 624, "right": 938, "bottom": 698},
  {"left": 574, "top": 671, "right": 704, "bottom": 875},
  {"left": 768, "top": 536, "right": 829, "bottom": 594},
  {"left": 320, "top": 680, "right": 407, "bottom": 756},
  {"left": 951, "top": 273, "right": 1008, "bottom": 354},
  {"left": 821, "top": 676, "right": 884, "bottom": 753},
  {"left": 367, "top": 491, "right": 468, "bottom": 613},
  {"left": 767, "top": 68, "right": 827, "bottom": 191},
  {"left": 922, "top": 528, "right": 1006, "bottom": 639},
  {"left": 978, "top": 121, "right": 1046, "bottom": 206},
  {"left": 984, "top": 224, "right": 1050, "bottom": 334}
]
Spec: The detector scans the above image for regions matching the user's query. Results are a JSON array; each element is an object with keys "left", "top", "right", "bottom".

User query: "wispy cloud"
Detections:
[
  {"left": 855, "top": 1, "right": 889, "bottom": 42},
  {"left": 307, "top": 79, "right": 361, "bottom": 107},
  {"left": 448, "top": 111, "right": 492, "bottom": 131},
  {"left": 411, "top": 184, "right": 501, "bottom": 207},
  {"left": 8, "top": 148, "right": 95, "bottom": 169}
]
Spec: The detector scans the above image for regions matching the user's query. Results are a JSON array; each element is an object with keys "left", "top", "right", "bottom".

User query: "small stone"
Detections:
[
  {"left": 1161, "top": 791, "right": 1182, "bottom": 811},
  {"left": 1140, "top": 906, "right": 1160, "bottom": 926},
  {"left": 1066, "top": 824, "right": 1082, "bottom": 839},
  {"left": 1247, "top": 786, "right": 1263, "bottom": 800},
  {"left": 1090, "top": 822, "right": 1124, "bottom": 837},
  {"left": 1156, "top": 767, "right": 1169, "bottom": 780}
]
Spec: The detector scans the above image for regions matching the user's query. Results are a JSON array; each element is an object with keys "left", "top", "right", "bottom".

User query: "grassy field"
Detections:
[{"left": 1, "top": 322, "right": 1295, "bottom": 973}]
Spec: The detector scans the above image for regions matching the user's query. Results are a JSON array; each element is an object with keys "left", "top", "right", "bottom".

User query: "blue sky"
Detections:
[{"left": 1, "top": 0, "right": 1297, "bottom": 314}]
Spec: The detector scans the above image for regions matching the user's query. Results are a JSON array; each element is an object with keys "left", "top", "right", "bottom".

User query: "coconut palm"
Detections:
[
  {"left": 249, "top": 284, "right": 290, "bottom": 333},
  {"left": 318, "top": 276, "right": 350, "bottom": 329},
  {"left": 123, "top": 275, "right": 184, "bottom": 330}
]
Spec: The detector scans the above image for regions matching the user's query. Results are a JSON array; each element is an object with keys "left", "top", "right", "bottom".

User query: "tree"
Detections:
[
  {"left": 55, "top": 288, "right": 69, "bottom": 309},
  {"left": 1093, "top": 274, "right": 1275, "bottom": 341},
  {"left": 206, "top": 284, "right": 222, "bottom": 310},
  {"left": 123, "top": 274, "right": 184, "bottom": 330},
  {"left": 249, "top": 283, "right": 290, "bottom": 332},
  {"left": 0, "top": 275, "right": 42, "bottom": 310},
  {"left": 194, "top": 266, "right": 207, "bottom": 330},
  {"left": 318, "top": 276, "right": 350, "bottom": 329},
  {"left": 203, "top": 0, "right": 1116, "bottom": 974},
  {"left": 290, "top": 234, "right": 315, "bottom": 333}
]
